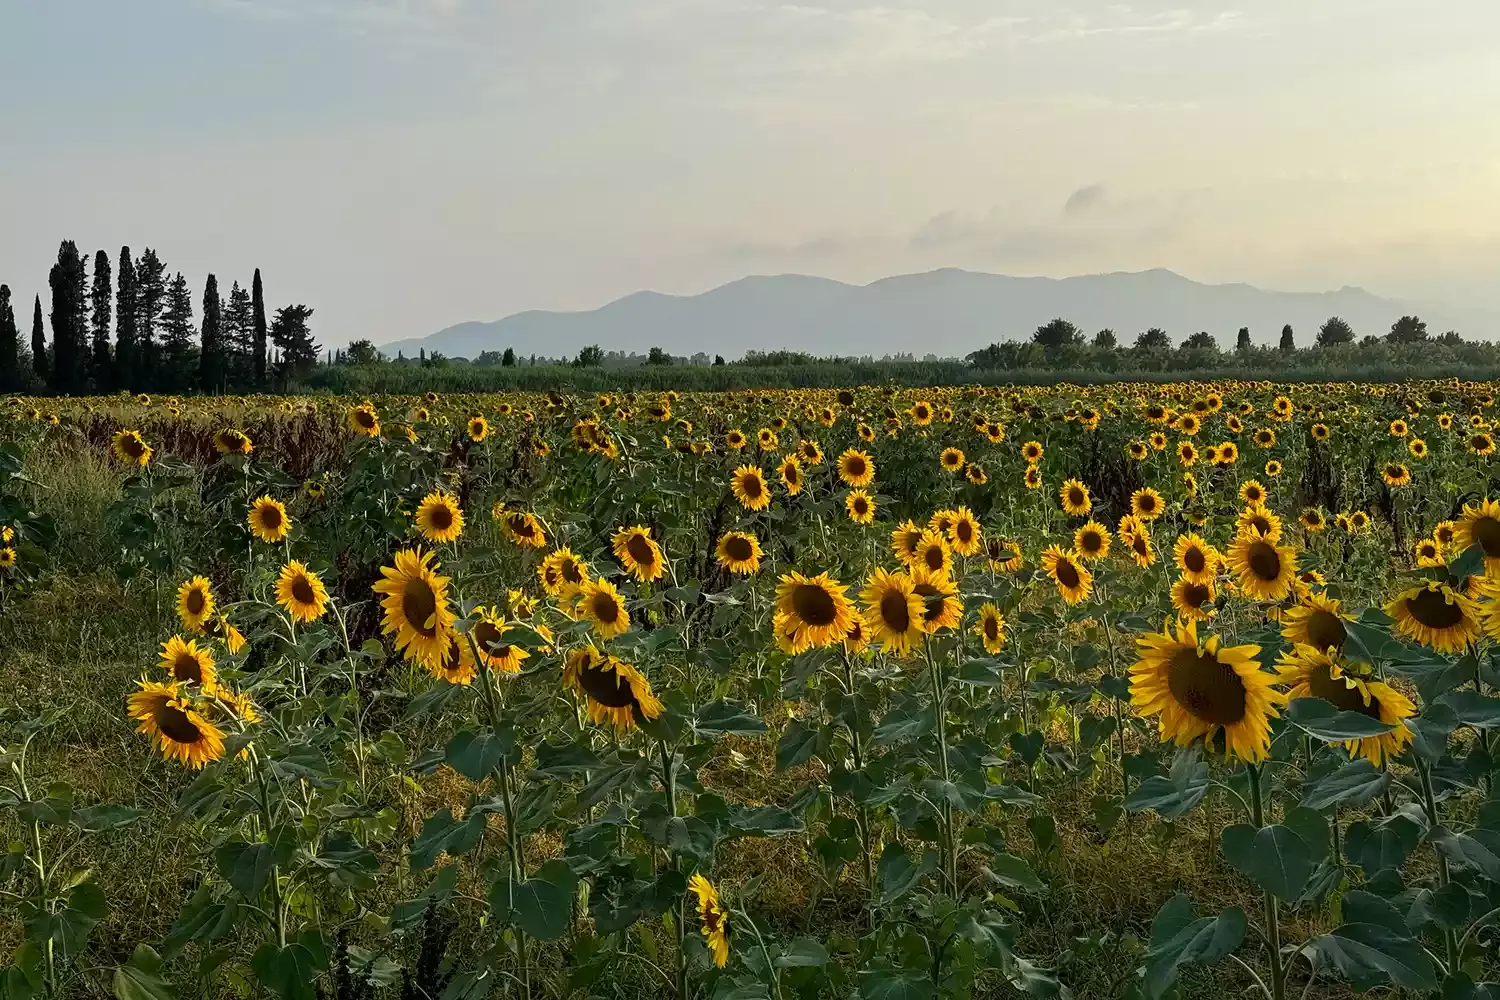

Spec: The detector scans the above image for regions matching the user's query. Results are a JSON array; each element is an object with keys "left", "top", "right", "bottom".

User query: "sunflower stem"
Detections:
[
  {"left": 659, "top": 739, "right": 689, "bottom": 999},
  {"left": 923, "top": 639, "right": 957, "bottom": 896},
  {"left": 476, "top": 651, "right": 530, "bottom": 1000},
  {"left": 1417, "top": 758, "right": 1457, "bottom": 973},
  {"left": 840, "top": 650, "right": 875, "bottom": 913},
  {"left": 1247, "top": 763, "right": 1285, "bottom": 1000}
]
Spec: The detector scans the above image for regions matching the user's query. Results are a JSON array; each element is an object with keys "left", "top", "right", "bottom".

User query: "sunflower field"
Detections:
[{"left": 5, "top": 382, "right": 1500, "bottom": 1000}]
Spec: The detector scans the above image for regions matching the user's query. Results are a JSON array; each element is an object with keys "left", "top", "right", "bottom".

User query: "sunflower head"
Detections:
[
  {"left": 564, "top": 652, "right": 664, "bottom": 732},
  {"left": 177, "top": 576, "right": 216, "bottom": 632},
  {"left": 111, "top": 429, "right": 153, "bottom": 467},
  {"left": 275, "top": 560, "right": 330, "bottom": 623},
  {"left": 248, "top": 496, "right": 291, "bottom": 543},
  {"left": 1386, "top": 581, "right": 1479, "bottom": 653},
  {"left": 1074, "top": 521, "right": 1111, "bottom": 562},
  {"left": 613, "top": 526, "right": 666, "bottom": 582},
  {"left": 414, "top": 491, "right": 465, "bottom": 543},
  {"left": 716, "top": 531, "right": 763, "bottom": 575}
]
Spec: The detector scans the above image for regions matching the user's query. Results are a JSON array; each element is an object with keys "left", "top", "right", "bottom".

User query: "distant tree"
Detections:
[
  {"left": 714, "top": 354, "right": 726, "bottom": 366},
  {"left": 199, "top": 274, "right": 224, "bottom": 391},
  {"left": 1316, "top": 317, "right": 1353, "bottom": 347},
  {"left": 0, "top": 285, "right": 17, "bottom": 391},
  {"left": 1387, "top": 315, "right": 1428, "bottom": 344},
  {"left": 345, "top": 339, "right": 380, "bottom": 365},
  {"left": 89, "top": 250, "right": 112, "bottom": 390},
  {"left": 270, "top": 304, "right": 318, "bottom": 380},
  {"left": 1032, "top": 318, "right": 1081, "bottom": 353},
  {"left": 134, "top": 248, "right": 168, "bottom": 381},
  {"left": 31, "top": 296, "right": 48, "bottom": 382},
  {"left": 223, "top": 281, "right": 254, "bottom": 386},
  {"left": 573, "top": 344, "right": 604, "bottom": 367},
  {"left": 1438, "top": 330, "right": 1464, "bottom": 346},
  {"left": 1235, "top": 327, "right": 1251, "bottom": 353},
  {"left": 115, "top": 248, "right": 137, "bottom": 389},
  {"left": 1092, "top": 329, "right": 1117, "bottom": 349},
  {"left": 251, "top": 268, "right": 268, "bottom": 386},
  {"left": 159, "top": 272, "right": 197, "bottom": 390},
  {"left": 1361, "top": 334, "right": 1381, "bottom": 347},
  {"left": 501, "top": 347, "right": 516, "bottom": 367},
  {"left": 1181, "top": 331, "right": 1218, "bottom": 352},
  {"left": 48, "top": 240, "right": 88, "bottom": 392},
  {"left": 647, "top": 346, "right": 672, "bottom": 365},
  {"left": 1134, "top": 327, "right": 1170, "bottom": 351},
  {"left": 1280, "top": 324, "right": 1296, "bottom": 352}
]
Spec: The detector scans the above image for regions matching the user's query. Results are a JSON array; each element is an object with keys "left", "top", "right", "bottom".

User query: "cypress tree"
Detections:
[
  {"left": 31, "top": 296, "right": 48, "bottom": 383},
  {"left": 199, "top": 274, "right": 224, "bottom": 392},
  {"left": 251, "top": 268, "right": 267, "bottom": 386},
  {"left": 159, "top": 272, "right": 196, "bottom": 391},
  {"left": 224, "top": 281, "right": 253, "bottom": 387},
  {"left": 0, "top": 285, "right": 17, "bottom": 392},
  {"left": 134, "top": 248, "right": 167, "bottom": 386},
  {"left": 115, "top": 248, "right": 138, "bottom": 391},
  {"left": 90, "top": 250, "right": 113, "bottom": 390},
  {"left": 48, "top": 240, "right": 87, "bottom": 392}
]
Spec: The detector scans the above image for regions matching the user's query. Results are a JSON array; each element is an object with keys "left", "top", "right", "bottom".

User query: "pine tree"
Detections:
[
  {"left": 223, "top": 281, "right": 253, "bottom": 387},
  {"left": 134, "top": 248, "right": 168, "bottom": 386},
  {"left": 1235, "top": 327, "right": 1251, "bottom": 353},
  {"left": 31, "top": 296, "right": 48, "bottom": 383},
  {"left": 269, "top": 304, "right": 317, "bottom": 381},
  {"left": 48, "top": 240, "right": 88, "bottom": 392},
  {"left": 199, "top": 274, "right": 224, "bottom": 392},
  {"left": 1280, "top": 324, "right": 1298, "bottom": 351},
  {"left": 115, "top": 247, "right": 138, "bottom": 391},
  {"left": 90, "top": 250, "right": 113, "bottom": 390},
  {"left": 251, "top": 269, "right": 267, "bottom": 386},
  {"left": 0, "top": 285, "right": 17, "bottom": 392},
  {"left": 159, "top": 273, "right": 197, "bottom": 391},
  {"left": 501, "top": 347, "right": 516, "bottom": 366}
]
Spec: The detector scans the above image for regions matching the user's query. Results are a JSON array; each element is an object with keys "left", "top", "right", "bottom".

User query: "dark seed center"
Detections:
[{"left": 1167, "top": 648, "right": 1247, "bottom": 725}]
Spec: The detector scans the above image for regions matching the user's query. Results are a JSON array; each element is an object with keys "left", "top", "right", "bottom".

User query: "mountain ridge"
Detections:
[{"left": 380, "top": 268, "right": 1495, "bottom": 360}]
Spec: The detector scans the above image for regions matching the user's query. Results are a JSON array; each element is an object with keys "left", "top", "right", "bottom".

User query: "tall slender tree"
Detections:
[
  {"left": 269, "top": 304, "right": 317, "bottom": 382},
  {"left": 251, "top": 268, "right": 267, "bottom": 386},
  {"left": 115, "top": 247, "right": 138, "bottom": 391},
  {"left": 224, "top": 281, "right": 253, "bottom": 387},
  {"left": 134, "top": 248, "right": 168, "bottom": 385},
  {"left": 159, "top": 272, "right": 196, "bottom": 391},
  {"left": 48, "top": 240, "right": 88, "bottom": 392},
  {"left": 89, "top": 250, "right": 113, "bottom": 390},
  {"left": 31, "top": 296, "right": 48, "bottom": 382},
  {"left": 0, "top": 285, "right": 17, "bottom": 392},
  {"left": 199, "top": 274, "right": 224, "bottom": 391}
]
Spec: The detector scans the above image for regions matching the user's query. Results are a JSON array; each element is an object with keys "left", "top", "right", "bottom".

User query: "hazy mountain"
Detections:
[{"left": 379, "top": 268, "right": 1496, "bottom": 361}]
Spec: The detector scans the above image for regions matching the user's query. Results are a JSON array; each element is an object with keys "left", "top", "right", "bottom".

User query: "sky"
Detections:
[{"left": 3, "top": 0, "right": 1499, "bottom": 346}]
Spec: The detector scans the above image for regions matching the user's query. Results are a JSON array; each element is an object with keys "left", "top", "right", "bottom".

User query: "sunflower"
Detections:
[
  {"left": 910, "top": 400, "right": 934, "bottom": 425},
  {"left": 1125, "top": 527, "right": 1157, "bottom": 567},
  {"left": 1023, "top": 466, "right": 1043, "bottom": 490},
  {"left": 613, "top": 526, "right": 666, "bottom": 583},
  {"left": 1041, "top": 545, "right": 1093, "bottom": 604},
  {"left": 832, "top": 448, "right": 875, "bottom": 488},
  {"left": 1177, "top": 441, "right": 1198, "bottom": 466},
  {"left": 205, "top": 614, "right": 248, "bottom": 655},
  {"left": 891, "top": 520, "right": 925, "bottom": 566},
  {"left": 467, "top": 415, "right": 489, "bottom": 441},
  {"left": 1280, "top": 591, "right": 1352, "bottom": 653},
  {"left": 275, "top": 560, "right": 329, "bottom": 623},
  {"left": 248, "top": 496, "right": 291, "bottom": 543},
  {"left": 1149, "top": 432, "right": 1168, "bottom": 451},
  {"left": 1300, "top": 508, "right": 1327, "bottom": 533},
  {"left": 1130, "top": 487, "right": 1165, "bottom": 521},
  {"left": 716, "top": 531, "right": 763, "bottom": 575},
  {"left": 846, "top": 490, "right": 875, "bottom": 525},
  {"left": 1129, "top": 619, "right": 1280, "bottom": 762},
  {"left": 1277, "top": 646, "right": 1414, "bottom": 764},
  {"left": 1021, "top": 441, "right": 1043, "bottom": 464},
  {"left": 414, "top": 491, "right": 465, "bottom": 544},
  {"left": 1456, "top": 499, "right": 1500, "bottom": 576},
  {"left": 1253, "top": 428, "right": 1276, "bottom": 448},
  {"left": 564, "top": 651, "right": 664, "bottom": 731},
  {"left": 726, "top": 428, "right": 747, "bottom": 450},
  {"left": 1239, "top": 480, "right": 1268, "bottom": 506},
  {"left": 1177, "top": 414, "right": 1201, "bottom": 436},
  {"left": 1386, "top": 581, "right": 1479, "bottom": 653},
  {"left": 688, "top": 874, "right": 730, "bottom": 968},
  {"left": 910, "top": 566, "right": 962, "bottom": 632},
  {"left": 1434, "top": 520, "right": 1458, "bottom": 547},
  {"left": 778, "top": 456, "right": 804, "bottom": 495},
  {"left": 913, "top": 530, "right": 953, "bottom": 578},
  {"left": 1350, "top": 510, "right": 1371, "bottom": 533},
  {"left": 972, "top": 602, "right": 1007, "bottom": 654},
  {"left": 1074, "top": 521, "right": 1111, "bottom": 561},
  {"left": 842, "top": 612, "right": 871, "bottom": 653},
  {"left": 1265, "top": 459, "right": 1283, "bottom": 477},
  {"left": 1414, "top": 537, "right": 1444, "bottom": 567},
  {"left": 538, "top": 548, "right": 591, "bottom": 598},
  {"left": 1382, "top": 463, "right": 1412, "bottom": 487},
  {"left": 177, "top": 576, "right": 216, "bottom": 632},
  {"left": 858, "top": 424, "right": 876, "bottom": 443},
  {"left": 501, "top": 510, "right": 548, "bottom": 549},
  {"left": 470, "top": 611, "right": 531, "bottom": 673},
  {"left": 159, "top": 635, "right": 218, "bottom": 690},
  {"left": 347, "top": 403, "right": 381, "bottom": 437},
  {"left": 1408, "top": 438, "right": 1428, "bottom": 459},
  {"left": 372, "top": 548, "right": 456, "bottom": 669},
  {"left": 1237, "top": 504, "right": 1282, "bottom": 542},
  {"left": 213, "top": 428, "right": 254, "bottom": 455},
  {"left": 1173, "top": 533, "right": 1217, "bottom": 585},
  {"left": 940, "top": 447, "right": 966, "bottom": 472},
  {"left": 947, "top": 507, "right": 982, "bottom": 555},
  {"left": 128, "top": 680, "right": 225, "bottom": 769},
  {"left": 1311, "top": 423, "right": 1331, "bottom": 442},
  {"left": 1228, "top": 532, "right": 1298, "bottom": 602},
  {"left": 1126, "top": 440, "right": 1149, "bottom": 461},
  {"left": 1059, "top": 479, "right": 1093, "bottom": 517},
  {"left": 775, "top": 572, "right": 856, "bottom": 650},
  {"left": 111, "top": 429, "right": 153, "bottom": 467},
  {"left": 576, "top": 578, "right": 632, "bottom": 639},
  {"left": 430, "top": 632, "right": 478, "bottom": 685},
  {"left": 730, "top": 465, "right": 771, "bottom": 511},
  {"left": 986, "top": 537, "right": 1024, "bottom": 573},
  {"left": 861, "top": 568, "right": 925, "bottom": 655},
  {"left": 1170, "top": 576, "right": 1217, "bottom": 622}
]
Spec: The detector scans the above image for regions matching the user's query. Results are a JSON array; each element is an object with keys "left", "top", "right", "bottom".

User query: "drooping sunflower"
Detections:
[
  {"left": 1382, "top": 463, "right": 1412, "bottom": 488},
  {"left": 1130, "top": 487, "right": 1165, "bottom": 521},
  {"left": 470, "top": 610, "right": 531, "bottom": 673},
  {"left": 177, "top": 575, "right": 216, "bottom": 632},
  {"left": 1129, "top": 619, "right": 1280, "bottom": 762},
  {"left": 1277, "top": 645, "right": 1414, "bottom": 765},
  {"left": 205, "top": 613, "right": 248, "bottom": 655},
  {"left": 778, "top": 456, "right": 804, "bottom": 496},
  {"left": 414, "top": 491, "right": 465, "bottom": 544},
  {"left": 1227, "top": 531, "right": 1298, "bottom": 602},
  {"left": 731, "top": 465, "right": 772, "bottom": 511},
  {"left": 1042, "top": 545, "right": 1094, "bottom": 604},
  {"left": 159, "top": 635, "right": 218, "bottom": 690},
  {"left": 1170, "top": 576, "right": 1217, "bottom": 622},
  {"left": 564, "top": 650, "right": 664, "bottom": 732},
  {"left": 845, "top": 490, "right": 876, "bottom": 525},
  {"left": 1455, "top": 499, "right": 1500, "bottom": 576},
  {"left": 538, "top": 547, "right": 591, "bottom": 598},
  {"left": 687, "top": 874, "right": 730, "bottom": 968},
  {"left": 947, "top": 507, "right": 982, "bottom": 556},
  {"left": 715, "top": 531, "right": 763, "bottom": 575},
  {"left": 972, "top": 602, "right": 1007, "bottom": 654},
  {"left": 613, "top": 526, "right": 666, "bottom": 583},
  {"left": 1386, "top": 581, "right": 1479, "bottom": 653},
  {"left": 775, "top": 571, "right": 856, "bottom": 650},
  {"left": 213, "top": 428, "right": 254, "bottom": 455},
  {"left": 128, "top": 680, "right": 225, "bottom": 769},
  {"left": 1173, "top": 533, "right": 1217, "bottom": 585},
  {"left": 347, "top": 403, "right": 381, "bottom": 437},
  {"left": 430, "top": 632, "right": 478, "bottom": 685},
  {"left": 576, "top": 578, "right": 632, "bottom": 639},
  {"left": 248, "top": 496, "right": 291, "bottom": 543},
  {"left": 985, "top": 537, "right": 1024, "bottom": 574},
  {"left": 1237, "top": 503, "right": 1283, "bottom": 542},
  {"left": 500, "top": 510, "right": 548, "bottom": 549},
  {"left": 913, "top": 530, "right": 953, "bottom": 578},
  {"left": 861, "top": 568, "right": 925, "bottom": 655},
  {"left": 1059, "top": 479, "right": 1093, "bottom": 517},
  {"left": 275, "top": 560, "right": 330, "bottom": 623},
  {"left": 372, "top": 548, "right": 457, "bottom": 669},
  {"left": 111, "top": 429, "right": 153, "bottom": 467},
  {"left": 1074, "top": 521, "right": 1111, "bottom": 562},
  {"left": 1470, "top": 433, "right": 1496, "bottom": 457},
  {"left": 1280, "top": 591, "right": 1352, "bottom": 653}
]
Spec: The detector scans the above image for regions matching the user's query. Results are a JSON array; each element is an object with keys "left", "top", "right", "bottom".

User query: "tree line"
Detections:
[{"left": 0, "top": 241, "right": 319, "bottom": 395}]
